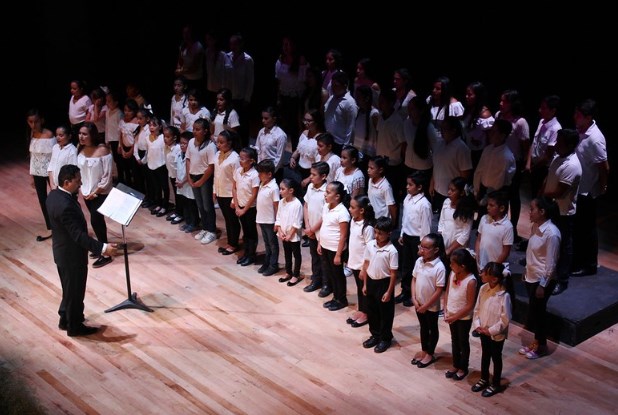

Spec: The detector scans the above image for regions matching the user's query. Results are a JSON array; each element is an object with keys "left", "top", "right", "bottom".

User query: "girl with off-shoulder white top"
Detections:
[{"left": 77, "top": 122, "right": 113, "bottom": 268}]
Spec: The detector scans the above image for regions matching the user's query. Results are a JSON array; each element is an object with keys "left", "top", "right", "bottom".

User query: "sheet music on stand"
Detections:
[
  {"left": 97, "top": 184, "right": 144, "bottom": 226},
  {"left": 96, "top": 184, "right": 153, "bottom": 313}
]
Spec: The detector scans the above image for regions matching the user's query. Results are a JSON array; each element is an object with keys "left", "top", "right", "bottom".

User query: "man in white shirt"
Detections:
[{"left": 572, "top": 99, "right": 609, "bottom": 276}]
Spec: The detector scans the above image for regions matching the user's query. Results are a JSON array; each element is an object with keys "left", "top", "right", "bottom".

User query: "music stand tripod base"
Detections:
[{"left": 105, "top": 292, "right": 153, "bottom": 313}]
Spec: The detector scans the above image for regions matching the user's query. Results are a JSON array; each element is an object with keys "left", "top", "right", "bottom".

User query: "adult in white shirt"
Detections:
[
  {"left": 175, "top": 25, "right": 204, "bottom": 91},
  {"left": 526, "top": 95, "right": 562, "bottom": 197},
  {"left": 496, "top": 89, "right": 530, "bottom": 243},
  {"left": 324, "top": 71, "right": 358, "bottom": 154},
  {"left": 572, "top": 99, "right": 609, "bottom": 277},
  {"left": 543, "top": 129, "right": 581, "bottom": 296},
  {"left": 227, "top": 34, "right": 254, "bottom": 145}
]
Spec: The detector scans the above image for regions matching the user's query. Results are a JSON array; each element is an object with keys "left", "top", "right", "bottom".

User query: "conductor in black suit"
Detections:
[{"left": 46, "top": 164, "right": 116, "bottom": 337}]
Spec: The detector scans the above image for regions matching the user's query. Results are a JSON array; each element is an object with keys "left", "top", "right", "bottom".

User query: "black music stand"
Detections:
[{"left": 98, "top": 184, "right": 153, "bottom": 313}]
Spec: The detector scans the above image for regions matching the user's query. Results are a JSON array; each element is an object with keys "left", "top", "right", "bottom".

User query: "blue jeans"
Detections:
[{"left": 191, "top": 174, "right": 215, "bottom": 232}]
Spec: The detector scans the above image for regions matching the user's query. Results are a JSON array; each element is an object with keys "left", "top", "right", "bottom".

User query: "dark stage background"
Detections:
[{"left": 4, "top": 2, "right": 615, "bottom": 187}]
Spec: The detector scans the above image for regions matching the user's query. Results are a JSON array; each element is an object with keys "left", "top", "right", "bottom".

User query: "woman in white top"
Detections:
[
  {"left": 427, "top": 76, "right": 464, "bottom": 134},
  {"left": 210, "top": 88, "right": 240, "bottom": 142},
  {"left": 48, "top": 125, "right": 77, "bottom": 189},
  {"left": 254, "top": 106, "right": 287, "bottom": 179},
  {"left": 289, "top": 109, "right": 324, "bottom": 191},
  {"left": 462, "top": 81, "right": 494, "bottom": 170},
  {"left": 77, "top": 122, "right": 113, "bottom": 268},
  {"left": 27, "top": 109, "right": 56, "bottom": 240},
  {"left": 444, "top": 248, "right": 478, "bottom": 381}
]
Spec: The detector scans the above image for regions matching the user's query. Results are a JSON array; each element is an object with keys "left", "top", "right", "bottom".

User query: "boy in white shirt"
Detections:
[{"left": 255, "top": 159, "right": 280, "bottom": 276}]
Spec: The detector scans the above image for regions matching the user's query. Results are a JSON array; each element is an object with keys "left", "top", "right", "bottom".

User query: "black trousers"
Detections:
[
  {"left": 449, "top": 319, "right": 472, "bottom": 371},
  {"left": 556, "top": 215, "right": 574, "bottom": 285},
  {"left": 366, "top": 277, "right": 395, "bottom": 342},
  {"left": 260, "top": 224, "right": 279, "bottom": 267},
  {"left": 308, "top": 237, "right": 324, "bottom": 284},
  {"left": 283, "top": 240, "right": 301, "bottom": 277},
  {"left": 239, "top": 207, "right": 258, "bottom": 258},
  {"left": 399, "top": 234, "right": 420, "bottom": 298},
  {"left": 417, "top": 310, "right": 439, "bottom": 355},
  {"left": 180, "top": 195, "right": 199, "bottom": 227},
  {"left": 320, "top": 247, "right": 347, "bottom": 304},
  {"left": 480, "top": 335, "right": 505, "bottom": 387},
  {"left": 84, "top": 195, "right": 108, "bottom": 244},
  {"left": 525, "top": 280, "right": 557, "bottom": 346},
  {"left": 57, "top": 263, "right": 88, "bottom": 330},
  {"left": 573, "top": 194, "right": 598, "bottom": 270},
  {"left": 353, "top": 270, "right": 368, "bottom": 314},
  {"left": 217, "top": 196, "right": 240, "bottom": 247},
  {"left": 33, "top": 175, "right": 51, "bottom": 229},
  {"left": 509, "top": 162, "right": 523, "bottom": 240},
  {"left": 150, "top": 164, "right": 169, "bottom": 208}
]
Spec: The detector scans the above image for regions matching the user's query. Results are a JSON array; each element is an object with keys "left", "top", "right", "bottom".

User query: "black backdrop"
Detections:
[{"left": 5, "top": 2, "right": 615, "bottom": 182}]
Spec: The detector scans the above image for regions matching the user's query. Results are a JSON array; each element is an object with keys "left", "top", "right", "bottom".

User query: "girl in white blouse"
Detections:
[
  {"left": 438, "top": 177, "right": 476, "bottom": 257},
  {"left": 275, "top": 178, "right": 304, "bottom": 286},
  {"left": 145, "top": 117, "right": 169, "bottom": 217},
  {"left": 471, "top": 262, "right": 512, "bottom": 397},
  {"left": 27, "top": 109, "right": 56, "bottom": 240},
  {"left": 214, "top": 130, "right": 240, "bottom": 254},
  {"left": 47, "top": 125, "right": 77, "bottom": 189},
  {"left": 77, "top": 122, "right": 113, "bottom": 268},
  {"left": 444, "top": 248, "right": 478, "bottom": 381}
]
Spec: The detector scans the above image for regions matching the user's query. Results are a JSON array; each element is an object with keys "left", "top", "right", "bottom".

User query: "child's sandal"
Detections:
[
  {"left": 471, "top": 379, "right": 489, "bottom": 392},
  {"left": 481, "top": 385, "right": 501, "bottom": 397}
]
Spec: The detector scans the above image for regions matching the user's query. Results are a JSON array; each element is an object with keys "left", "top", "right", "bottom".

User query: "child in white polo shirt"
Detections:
[
  {"left": 255, "top": 159, "right": 280, "bottom": 276},
  {"left": 475, "top": 191, "right": 513, "bottom": 270},
  {"left": 360, "top": 217, "right": 399, "bottom": 353},
  {"left": 303, "top": 161, "right": 329, "bottom": 295}
]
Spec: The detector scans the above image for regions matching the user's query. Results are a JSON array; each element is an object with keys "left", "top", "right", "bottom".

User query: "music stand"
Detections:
[{"left": 98, "top": 183, "right": 153, "bottom": 313}]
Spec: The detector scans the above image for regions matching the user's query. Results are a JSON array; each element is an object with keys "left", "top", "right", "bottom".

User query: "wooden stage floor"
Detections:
[{"left": 1, "top": 159, "right": 617, "bottom": 414}]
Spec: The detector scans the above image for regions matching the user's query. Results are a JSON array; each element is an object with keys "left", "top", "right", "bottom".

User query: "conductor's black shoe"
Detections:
[
  {"left": 93, "top": 256, "right": 112, "bottom": 268},
  {"left": 303, "top": 280, "right": 321, "bottom": 292},
  {"left": 58, "top": 320, "right": 68, "bottom": 331},
  {"left": 301, "top": 239, "right": 310, "bottom": 247},
  {"left": 67, "top": 324, "right": 98, "bottom": 337}
]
